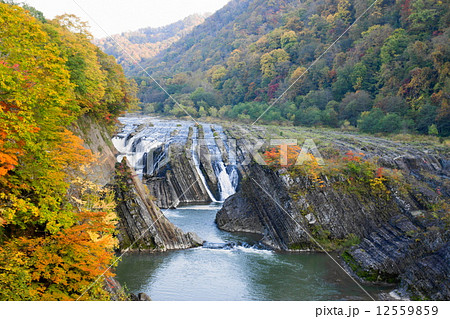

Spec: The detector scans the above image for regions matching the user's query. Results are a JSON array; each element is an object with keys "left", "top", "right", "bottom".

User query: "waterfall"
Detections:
[
  {"left": 142, "top": 152, "right": 148, "bottom": 175},
  {"left": 113, "top": 117, "right": 239, "bottom": 202},
  {"left": 191, "top": 128, "right": 218, "bottom": 202},
  {"left": 227, "top": 165, "right": 239, "bottom": 190},
  {"left": 202, "top": 125, "right": 237, "bottom": 202},
  {"left": 214, "top": 161, "right": 236, "bottom": 201}
]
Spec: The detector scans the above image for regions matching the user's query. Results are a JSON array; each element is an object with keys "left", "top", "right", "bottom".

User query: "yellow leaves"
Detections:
[
  {"left": 369, "top": 176, "right": 391, "bottom": 200},
  {"left": 87, "top": 230, "right": 100, "bottom": 242},
  {"left": 71, "top": 196, "right": 86, "bottom": 206},
  {"left": 290, "top": 66, "right": 307, "bottom": 81},
  {"left": 301, "top": 154, "right": 325, "bottom": 187},
  {"left": 288, "top": 66, "right": 307, "bottom": 96},
  {"left": 49, "top": 15, "right": 107, "bottom": 111},
  {"left": 0, "top": 193, "right": 41, "bottom": 225},
  {"left": 0, "top": 4, "right": 75, "bottom": 120},
  {"left": 260, "top": 49, "right": 290, "bottom": 78},
  {"left": 207, "top": 65, "right": 227, "bottom": 88}
]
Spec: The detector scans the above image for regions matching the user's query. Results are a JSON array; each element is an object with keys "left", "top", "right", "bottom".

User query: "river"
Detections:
[{"left": 115, "top": 203, "right": 391, "bottom": 301}]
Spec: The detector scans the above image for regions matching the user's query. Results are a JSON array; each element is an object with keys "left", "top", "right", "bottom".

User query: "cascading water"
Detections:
[
  {"left": 113, "top": 117, "right": 239, "bottom": 201},
  {"left": 191, "top": 127, "right": 218, "bottom": 202},
  {"left": 214, "top": 161, "right": 236, "bottom": 201},
  {"left": 202, "top": 124, "right": 237, "bottom": 201},
  {"left": 113, "top": 117, "right": 391, "bottom": 301}
]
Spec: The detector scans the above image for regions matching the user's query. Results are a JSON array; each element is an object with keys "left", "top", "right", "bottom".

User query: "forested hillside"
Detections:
[
  {"left": 0, "top": 3, "right": 136, "bottom": 300},
  {"left": 130, "top": 0, "right": 449, "bottom": 137},
  {"left": 95, "top": 14, "right": 208, "bottom": 74}
]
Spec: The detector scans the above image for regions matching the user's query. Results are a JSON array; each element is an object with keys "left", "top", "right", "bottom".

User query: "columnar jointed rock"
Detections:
[{"left": 114, "top": 158, "right": 203, "bottom": 251}]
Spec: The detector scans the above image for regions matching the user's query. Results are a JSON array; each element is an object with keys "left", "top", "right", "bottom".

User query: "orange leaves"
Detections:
[
  {"left": 264, "top": 144, "right": 327, "bottom": 188},
  {"left": 376, "top": 167, "right": 384, "bottom": 178},
  {"left": 263, "top": 145, "right": 302, "bottom": 167},
  {"left": 263, "top": 147, "right": 281, "bottom": 165},
  {"left": 0, "top": 151, "right": 18, "bottom": 177},
  {"left": 0, "top": 210, "right": 117, "bottom": 300},
  {"left": 342, "top": 151, "right": 365, "bottom": 162},
  {"left": 49, "top": 129, "right": 93, "bottom": 174},
  {"left": 0, "top": 99, "right": 35, "bottom": 179}
]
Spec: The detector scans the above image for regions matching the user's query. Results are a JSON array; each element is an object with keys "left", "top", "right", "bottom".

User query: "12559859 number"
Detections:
[{"left": 377, "top": 306, "right": 438, "bottom": 316}]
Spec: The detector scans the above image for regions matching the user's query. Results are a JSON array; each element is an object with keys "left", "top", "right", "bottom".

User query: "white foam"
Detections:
[
  {"left": 163, "top": 210, "right": 182, "bottom": 218},
  {"left": 389, "top": 290, "right": 409, "bottom": 301},
  {"left": 235, "top": 246, "right": 274, "bottom": 255}
]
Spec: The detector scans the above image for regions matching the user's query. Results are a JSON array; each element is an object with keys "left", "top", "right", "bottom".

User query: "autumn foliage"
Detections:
[
  {"left": 263, "top": 145, "right": 301, "bottom": 167},
  {"left": 0, "top": 3, "right": 132, "bottom": 300}
]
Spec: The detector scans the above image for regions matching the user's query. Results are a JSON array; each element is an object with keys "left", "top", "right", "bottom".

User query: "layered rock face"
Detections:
[
  {"left": 216, "top": 126, "right": 449, "bottom": 300},
  {"left": 145, "top": 143, "right": 211, "bottom": 208},
  {"left": 217, "top": 163, "right": 409, "bottom": 250},
  {"left": 72, "top": 115, "right": 118, "bottom": 186},
  {"left": 114, "top": 159, "right": 203, "bottom": 251},
  {"left": 346, "top": 215, "right": 449, "bottom": 300}
]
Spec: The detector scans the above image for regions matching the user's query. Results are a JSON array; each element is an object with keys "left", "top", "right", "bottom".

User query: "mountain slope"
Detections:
[
  {"left": 95, "top": 14, "right": 208, "bottom": 74},
  {"left": 127, "top": 0, "right": 449, "bottom": 137},
  {"left": 132, "top": 0, "right": 302, "bottom": 75}
]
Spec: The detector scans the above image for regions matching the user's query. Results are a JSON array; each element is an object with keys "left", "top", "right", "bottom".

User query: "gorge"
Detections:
[{"left": 2, "top": 0, "right": 448, "bottom": 303}]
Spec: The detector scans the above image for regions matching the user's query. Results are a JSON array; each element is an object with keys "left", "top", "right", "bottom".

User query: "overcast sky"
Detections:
[{"left": 22, "top": 0, "right": 230, "bottom": 38}]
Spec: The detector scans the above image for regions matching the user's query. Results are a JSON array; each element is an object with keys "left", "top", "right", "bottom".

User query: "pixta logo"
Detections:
[{"left": 142, "top": 138, "right": 325, "bottom": 173}]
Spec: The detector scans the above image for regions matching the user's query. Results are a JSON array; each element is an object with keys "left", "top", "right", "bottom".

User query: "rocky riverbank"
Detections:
[{"left": 216, "top": 124, "right": 449, "bottom": 300}]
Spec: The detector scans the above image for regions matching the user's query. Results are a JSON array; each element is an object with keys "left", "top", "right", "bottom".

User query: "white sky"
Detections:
[{"left": 22, "top": 0, "right": 231, "bottom": 38}]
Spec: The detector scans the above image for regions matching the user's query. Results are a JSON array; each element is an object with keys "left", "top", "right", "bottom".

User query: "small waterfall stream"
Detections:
[
  {"left": 191, "top": 127, "right": 218, "bottom": 202},
  {"left": 215, "top": 161, "right": 236, "bottom": 201},
  {"left": 201, "top": 124, "right": 237, "bottom": 201}
]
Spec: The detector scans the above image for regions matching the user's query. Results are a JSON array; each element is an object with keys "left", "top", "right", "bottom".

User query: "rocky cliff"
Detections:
[
  {"left": 73, "top": 117, "right": 203, "bottom": 252},
  {"left": 114, "top": 158, "right": 202, "bottom": 251},
  {"left": 72, "top": 115, "right": 118, "bottom": 186},
  {"left": 145, "top": 142, "right": 211, "bottom": 208},
  {"left": 216, "top": 125, "right": 449, "bottom": 300}
]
